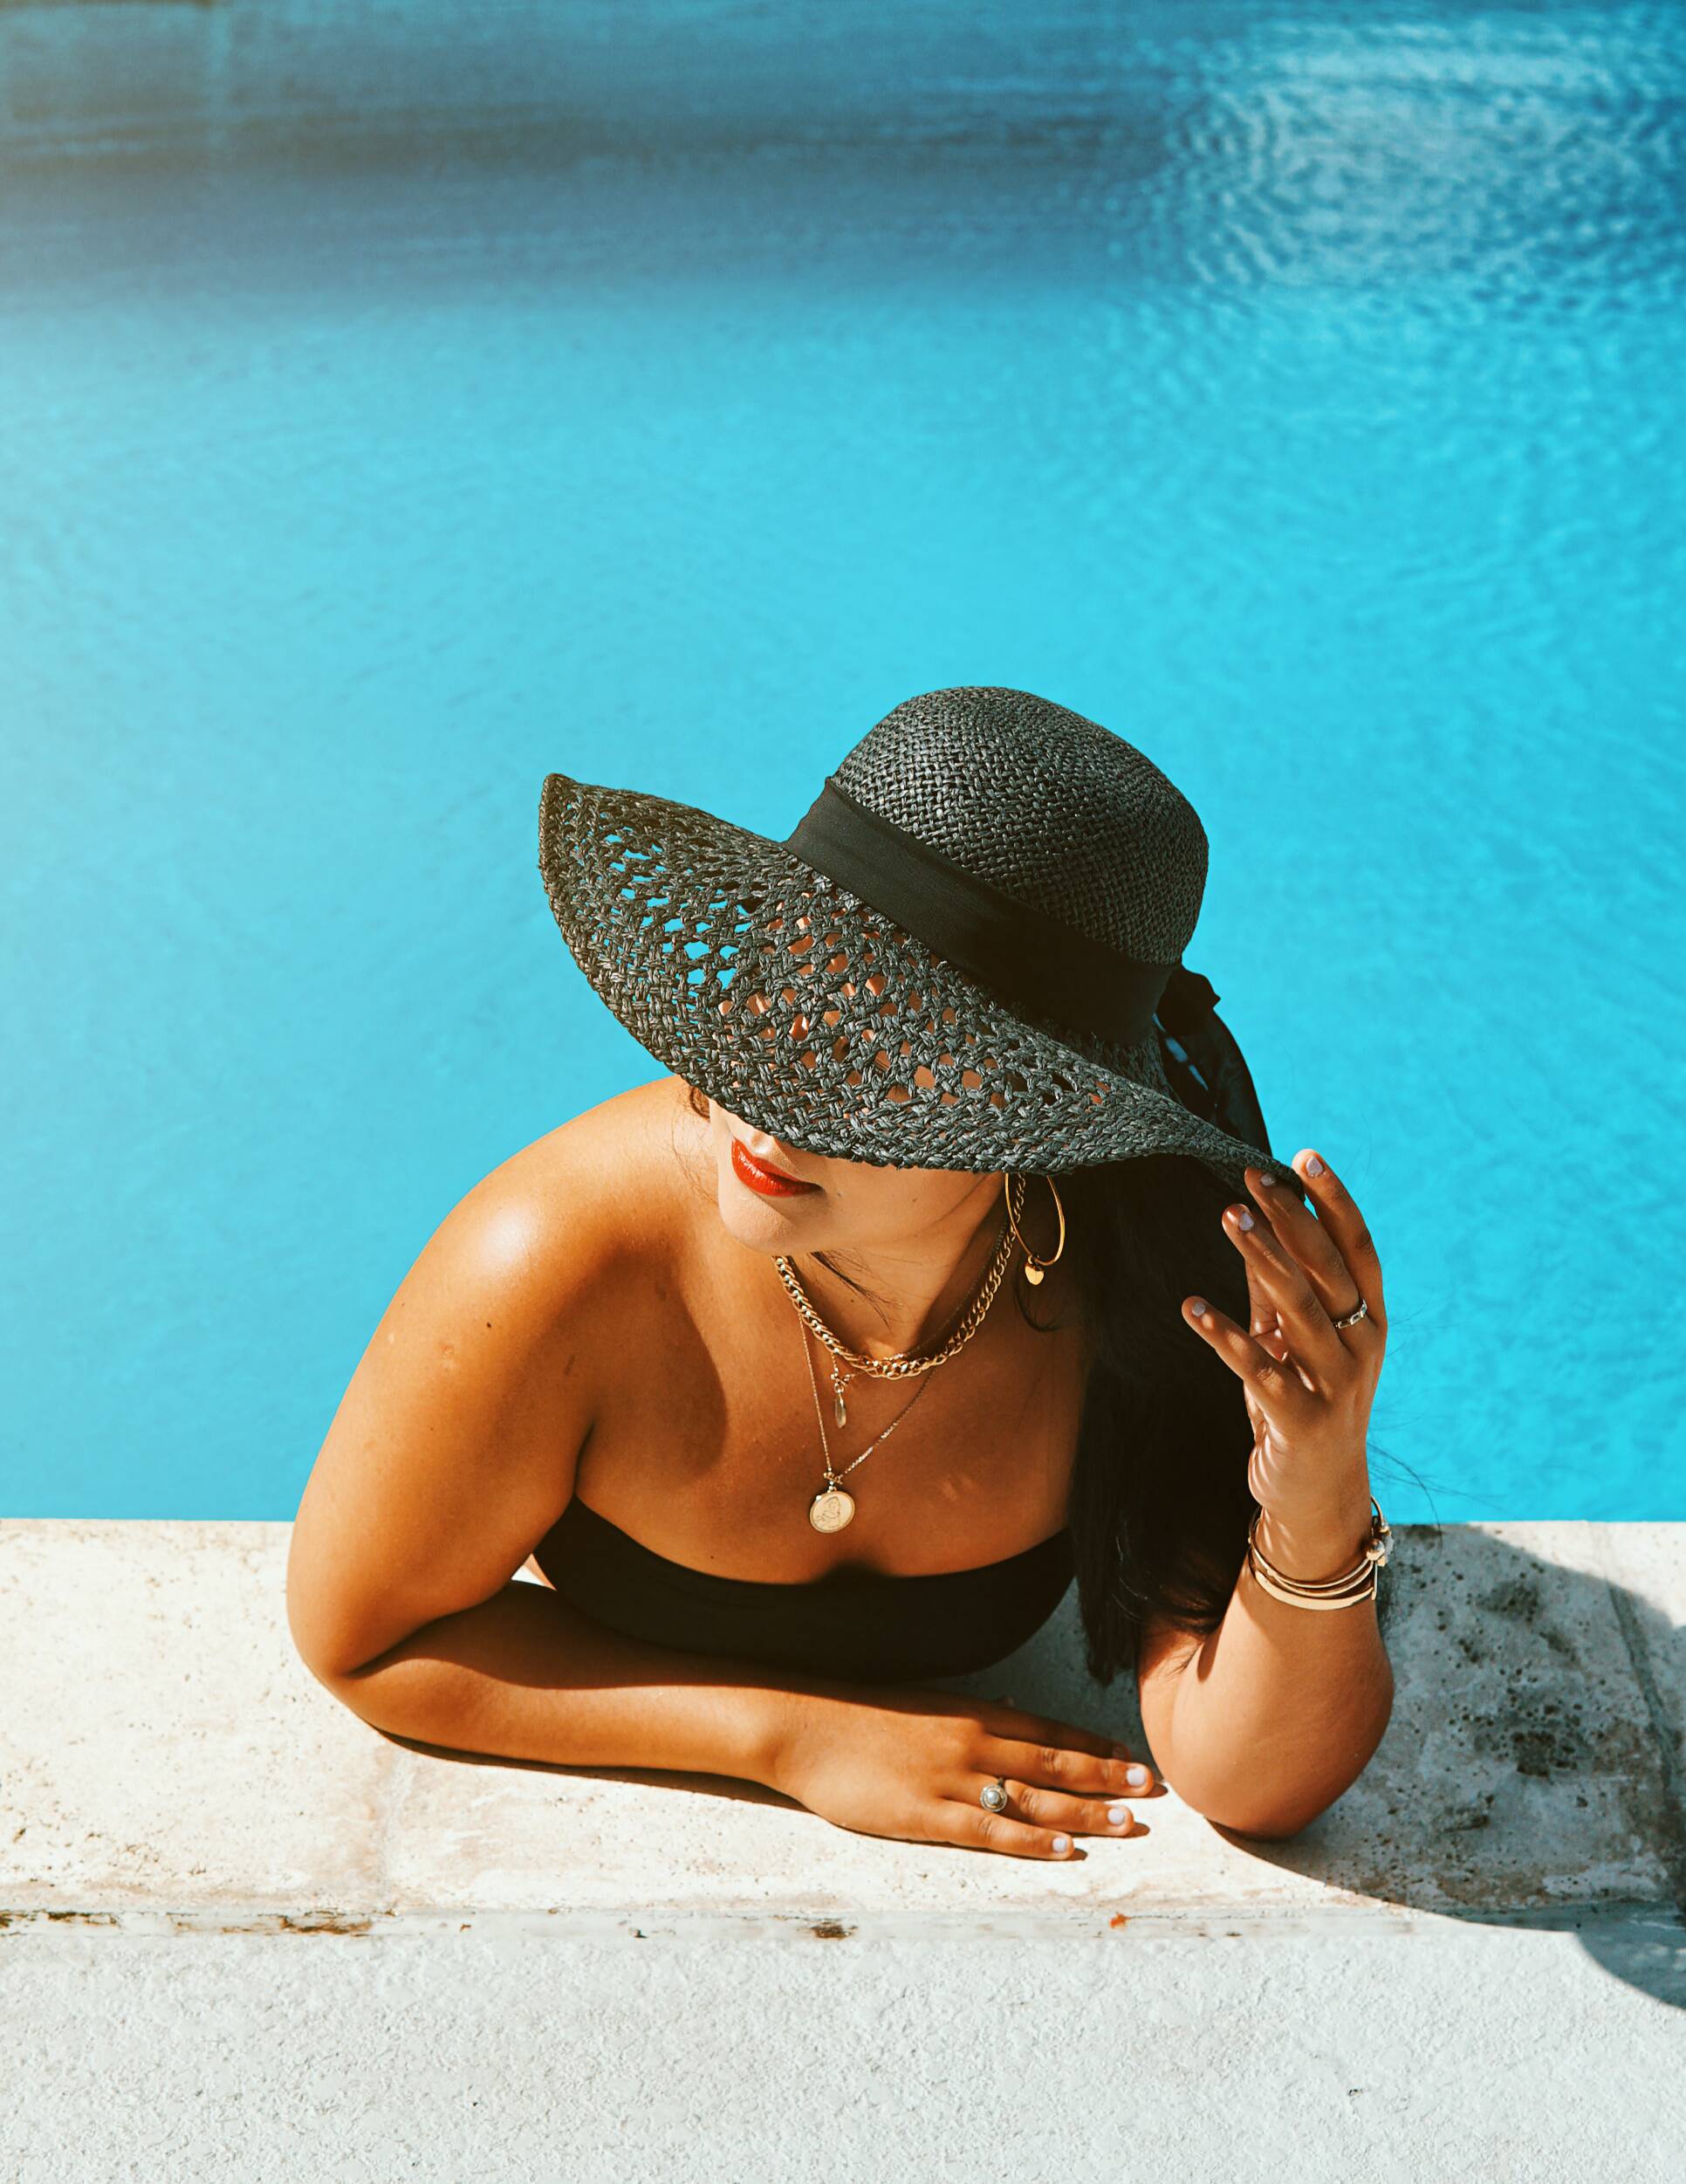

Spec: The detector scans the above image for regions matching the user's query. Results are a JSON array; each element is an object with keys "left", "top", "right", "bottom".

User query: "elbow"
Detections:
[
  {"left": 284, "top": 1553, "right": 399, "bottom": 1693},
  {"left": 1174, "top": 1778, "right": 1326, "bottom": 1839},
  {"left": 1207, "top": 1803, "right": 1327, "bottom": 1844},
  {"left": 284, "top": 1597, "right": 382, "bottom": 1704},
  {"left": 285, "top": 1598, "right": 346, "bottom": 1693},
  {"left": 290, "top": 1647, "right": 401, "bottom": 1747},
  {"left": 1176, "top": 1689, "right": 1397, "bottom": 1844},
  {"left": 1193, "top": 1771, "right": 1373, "bottom": 1838},
  {"left": 288, "top": 1631, "right": 362, "bottom": 1707}
]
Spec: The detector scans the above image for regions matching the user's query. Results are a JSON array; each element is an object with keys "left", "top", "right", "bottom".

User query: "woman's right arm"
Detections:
[{"left": 303, "top": 1566, "right": 852, "bottom": 1790}]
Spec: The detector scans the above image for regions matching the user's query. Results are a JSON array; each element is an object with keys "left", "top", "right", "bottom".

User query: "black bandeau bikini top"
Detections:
[{"left": 531, "top": 1496, "right": 1077, "bottom": 1686}]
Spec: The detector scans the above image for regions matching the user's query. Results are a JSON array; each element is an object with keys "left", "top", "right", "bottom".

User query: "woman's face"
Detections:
[{"left": 703, "top": 1096, "right": 997, "bottom": 1258}]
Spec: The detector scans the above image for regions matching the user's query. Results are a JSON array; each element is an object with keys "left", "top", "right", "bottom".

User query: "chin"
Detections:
[
  {"left": 716, "top": 1199, "right": 786, "bottom": 1253},
  {"left": 714, "top": 1162, "right": 823, "bottom": 1253}
]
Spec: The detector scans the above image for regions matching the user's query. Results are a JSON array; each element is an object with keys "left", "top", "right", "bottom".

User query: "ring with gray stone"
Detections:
[{"left": 978, "top": 1776, "right": 1011, "bottom": 1813}]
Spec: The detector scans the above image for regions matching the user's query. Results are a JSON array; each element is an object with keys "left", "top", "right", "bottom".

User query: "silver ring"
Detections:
[
  {"left": 978, "top": 1777, "right": 1010, "bottom": 1813},
  {"left": 1333, "top": 1296, "right": 1368, "bottom": 1330}
]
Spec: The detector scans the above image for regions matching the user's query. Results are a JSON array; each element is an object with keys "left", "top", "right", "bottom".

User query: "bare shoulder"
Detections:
[
  {"left": 374, "top": 1065, "right": 709, "bottom": 1411},
  {"left": 503, "top": 1072, "right": 711, "bottom": 1313},
  {"left": 286, "top": 1073, "right": 704, "bottom": 1681},
  {"left": 387, "top": 1069, "right": 698, "bottom": 1348}
]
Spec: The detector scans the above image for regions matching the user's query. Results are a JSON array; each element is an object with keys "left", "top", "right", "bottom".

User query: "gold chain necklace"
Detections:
[{"left": 775, "top": 1174, "right": 1025, "bottom": 1429}]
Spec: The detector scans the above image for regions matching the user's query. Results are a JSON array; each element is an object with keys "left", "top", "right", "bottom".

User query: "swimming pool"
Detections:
[{"left": 3, "top": 1, "right": 1681, "bottom": 1521}]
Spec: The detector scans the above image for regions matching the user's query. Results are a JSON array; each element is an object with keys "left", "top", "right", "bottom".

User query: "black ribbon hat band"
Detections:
[{"left": 783, "top": 774, "right": 1181, "bottom": 1052}]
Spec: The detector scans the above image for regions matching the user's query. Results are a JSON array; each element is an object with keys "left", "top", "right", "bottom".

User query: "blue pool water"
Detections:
[{"left": 2, "top": 2, "right": 1682, "bottom": 1521}]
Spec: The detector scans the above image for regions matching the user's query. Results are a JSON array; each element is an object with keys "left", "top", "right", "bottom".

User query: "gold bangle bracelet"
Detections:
[
  {"left": 1245, "top": 1498, "right": 1392, "bottom": 1612},
  {"left": 1248, "top": 1558, "right": 1378, "bottom": 1610}
]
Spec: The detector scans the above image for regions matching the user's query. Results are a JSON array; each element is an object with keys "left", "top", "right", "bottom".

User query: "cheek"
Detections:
[{"left": 826, "top": 1176, "right": 944, "bottom": 1235}]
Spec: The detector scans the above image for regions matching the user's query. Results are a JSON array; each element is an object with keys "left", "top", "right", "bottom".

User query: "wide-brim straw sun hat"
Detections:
[{"left": 537, "top": 685, "right": 1302, "bottom": 1195}]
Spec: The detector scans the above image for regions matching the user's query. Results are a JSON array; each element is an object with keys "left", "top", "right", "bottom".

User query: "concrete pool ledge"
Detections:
[{"left": 2, "top": 1519, "right": 1683, "bottom": 1947}]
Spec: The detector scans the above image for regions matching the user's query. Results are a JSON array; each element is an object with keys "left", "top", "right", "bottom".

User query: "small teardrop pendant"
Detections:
[{"left": 833, "top": 1391, "right": 848, "bottom": 1427}]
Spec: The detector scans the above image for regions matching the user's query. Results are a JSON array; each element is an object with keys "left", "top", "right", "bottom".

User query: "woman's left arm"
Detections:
[{"left": 1141, "top": 1149, "right": 1396, "bottom": 1840}]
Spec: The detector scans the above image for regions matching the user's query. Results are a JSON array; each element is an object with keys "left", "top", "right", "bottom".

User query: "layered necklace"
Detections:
[{"left": 777, "top": 1173, "right": 1026, "bottom": 1533}]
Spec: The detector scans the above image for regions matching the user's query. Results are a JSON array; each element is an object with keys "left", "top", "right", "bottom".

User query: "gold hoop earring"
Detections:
[{"left": 1001, "top": 1171, "right": 1066, "bottom": 1286}]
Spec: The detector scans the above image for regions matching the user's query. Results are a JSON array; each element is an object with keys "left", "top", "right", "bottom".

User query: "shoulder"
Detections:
[
  {"left": 467, "top": 1072, "right": 709, "bottom": 1308},
  {"left": 286, "top": 1075, "right": 711, "bottom": 1678},
  {"left": 350, "top": 1072, "right": 709, "bottom": 1404}
]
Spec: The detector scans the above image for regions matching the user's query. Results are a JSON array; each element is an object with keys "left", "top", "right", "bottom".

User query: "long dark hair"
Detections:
[{"left": 680, "top": 1081, "right": 1397, "bottom": 1686}]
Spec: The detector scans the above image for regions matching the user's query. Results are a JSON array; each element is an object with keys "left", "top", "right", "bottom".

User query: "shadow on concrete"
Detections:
[{"left": 927, "top": 1522, "right": 1686, "bottom": 2009}]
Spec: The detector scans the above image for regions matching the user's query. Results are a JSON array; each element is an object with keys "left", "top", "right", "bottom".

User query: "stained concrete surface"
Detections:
[{"left": 3, "top": 1520, "right": 1683, "bottom": 2181}]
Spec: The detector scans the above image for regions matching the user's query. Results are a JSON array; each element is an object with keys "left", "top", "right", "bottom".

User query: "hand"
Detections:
[
  {"left": 1182, "top": 1149, "right": 1388, "bottom": 1555},
  {"left": 771, "top": 1686, "right": 1158, "bottom": 1860}
]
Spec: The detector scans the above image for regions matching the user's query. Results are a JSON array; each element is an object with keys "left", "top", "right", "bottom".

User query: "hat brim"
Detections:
[{"left": 537, "top": 769, "right": 1288, "bottom": 1187}]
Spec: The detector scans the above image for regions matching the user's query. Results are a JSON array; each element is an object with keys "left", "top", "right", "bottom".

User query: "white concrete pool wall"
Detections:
[
  {"left": 5, "top": 1516, "right": 1684, "bottom": 1936},
  {"left": 3, "top": 1519, "right": 1683, "bottom": 2180}
]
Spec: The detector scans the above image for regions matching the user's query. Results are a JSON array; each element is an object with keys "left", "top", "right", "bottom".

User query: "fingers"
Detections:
[
  {"left": 1221, "top": 1174, "right": 1349, "bottom": 1385},
  {"left": 943, "top": 1804, "right": 1088, "bottom": 1858},
  {"left": 940, "top": 1734, "right": 1160, "bottom": 1859},
  {"left": 978, "top": 1704, "right": 1134, "bottom": 1771},
  {"left": 1289, "top": 1149, "right": 1387, "bottom": 1331},
  {"left": 940, "top": 1748, "right": 1164, "bottom": 1858},
  {"left": 987, "top": 1775, "right": 1144, "bottom": 1837},
  {"left": 896, "top": 1716, "right": 1166, "bottom": 1862},
  {"left": 1182, "top": 1152, "right": 1386, "bottom": 1391},
  {"left": 990, "top": 1734, "right": 1156, "bottom": 1800},
  {"left": 942, "top": 1784, "right": 1143, "bottom": 1859},
  {"left": 1244, "top": 1158, "right": 1379, "bottom": 1343},
  {"left": 1181, "top": 1281, "right": 1315, "bottom": 1404}
]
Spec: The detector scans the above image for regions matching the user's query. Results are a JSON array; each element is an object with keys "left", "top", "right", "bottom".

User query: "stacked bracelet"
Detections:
[{"left": 1245, "top": 1496, "right": 1393, "bottom": 1611}]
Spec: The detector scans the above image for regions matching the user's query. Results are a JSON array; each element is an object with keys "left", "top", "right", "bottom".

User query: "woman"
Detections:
[{"left": 287, "top": 686, "right": 1395, "bottom": 1859}]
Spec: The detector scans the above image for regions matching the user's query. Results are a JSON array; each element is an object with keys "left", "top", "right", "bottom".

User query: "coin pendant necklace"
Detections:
[{"left": 799, "top": 1321, "right": 938, "bottom": 1533}]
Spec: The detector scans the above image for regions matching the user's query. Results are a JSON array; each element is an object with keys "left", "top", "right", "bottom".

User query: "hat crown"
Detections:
[{"left": 830, "top": 687, "right": 1209, "bottom": 961}]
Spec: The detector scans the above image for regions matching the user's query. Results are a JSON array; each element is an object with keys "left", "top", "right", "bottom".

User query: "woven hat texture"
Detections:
[{"left": 537, "top": 686, "right": 1286, "bottom": 1185}]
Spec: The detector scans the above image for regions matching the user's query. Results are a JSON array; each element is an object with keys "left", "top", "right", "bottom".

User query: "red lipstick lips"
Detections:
[{"left": 730, "top": 1136, "right": 819, "bottom": 1198}]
